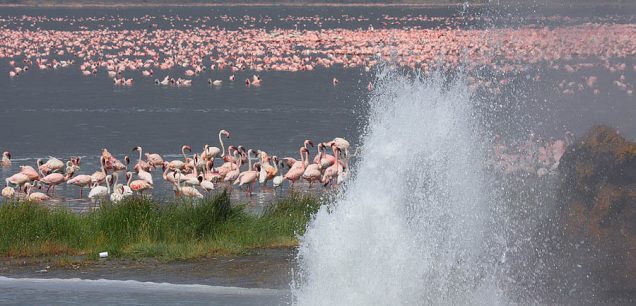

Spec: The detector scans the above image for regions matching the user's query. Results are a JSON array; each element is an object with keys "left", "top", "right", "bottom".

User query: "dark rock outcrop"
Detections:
[{"left": 558, "top": 125, "right": 636, "bottom": 294}]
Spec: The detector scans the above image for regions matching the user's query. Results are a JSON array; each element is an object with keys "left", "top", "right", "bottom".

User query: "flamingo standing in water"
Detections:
[
  {"left": 88, "top": 175, "right": 112, "bottom": 200},
  {"left": 202, "top": 129, "right": 230, "bottom": 162},
  {"left": 2, "top": 186, "right": 15, "bottom": 199},
  {"left": 132, "top": 147, "right": 153, "bottom": 184},
  {"left": 322, "top": 144, "right": 342, "bottom": 187},
  {"left": 39, "top": 169, "right": 73, "bottom": 195},
  {"left": 314, "top": 142, "right": 336, "bottom": 168},
  {"left": 127, "top": 171, "right": 153, "bottom": 195},
  {"left": 145, "top": 152, "right": 165, "bottom": 167},
  {"left": 326, "top": 137, "right": 350, "bottom": 158},
  {"left": 223, "top": 150, "right": 243, "bottom": 184},
  {"left": 257, "top": 151, "right": 277, "bottom": 186},
  {"left": 284, "top": 147, "right": 309, "bottom": 187},
  {"left": 173, "top": 170, "right": 203, "bottom": 199},
  {"left": 23, "top": 182, "right": 50, "bottom": 202},
  {"left": 2, "top": 151, "right": 11, "bottom": 167},
  {"left": 67, "top": 171, "right": 93, "bottom": 197},
  {"left": 6, "top": 172, "right": 30, "bottom": 191},
  {"left": 19, "top": 165, "right": 40, "bottom": 181},
  {"left": 37, "top": 157, "right": 64, "bottom": 174},
  {"left": 168, "top": 145, "right": 191, "bottom": 170},
  {"left": 91, "top": 157, "right": 107, "bottom": 184},
  {"left": 234, "top": 153, "right": 260, "bottom": 196},
  {"left": 272, "top": 156, "right": 285, "bottom": 191}
]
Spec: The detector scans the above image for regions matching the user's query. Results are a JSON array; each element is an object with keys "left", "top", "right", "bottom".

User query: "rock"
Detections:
[{"left": 558, "top": 125, "right": 636, "bottom": 293}]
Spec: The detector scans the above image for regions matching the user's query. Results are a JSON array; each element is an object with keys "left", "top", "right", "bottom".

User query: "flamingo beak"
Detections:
[
  {"left": 308, "top": 140, "right": 315, "bottom": 148},
  {"left": 132, "top": 147, "right": 138, "bottom": 152}
]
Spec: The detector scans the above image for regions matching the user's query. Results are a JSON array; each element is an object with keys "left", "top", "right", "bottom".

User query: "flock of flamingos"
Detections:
[
  {"left": 1, "top": 128, "right": 577, "bottom": 204},
  {"left": 1, "top": 131, "right": 351, "bottom": 203},
  {"left": 1, "top": 14, "right": 635, "bottom": 96}
]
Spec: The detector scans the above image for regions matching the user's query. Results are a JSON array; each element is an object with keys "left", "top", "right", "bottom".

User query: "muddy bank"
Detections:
[{"left": 0, "top": 248, "right": 295, "bottom": 289}]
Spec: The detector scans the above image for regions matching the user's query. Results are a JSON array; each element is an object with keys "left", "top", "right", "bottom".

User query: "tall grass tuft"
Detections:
[{"left": 0, "top": 190, "right": 320, "bottom": 261}]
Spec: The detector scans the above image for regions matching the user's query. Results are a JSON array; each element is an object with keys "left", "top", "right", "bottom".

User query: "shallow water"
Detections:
[
  {"left": 1, "top": 5, "right": 635, "bottom": 209},
  {"left": 0, "top": 277, "right": 289, "bottom": 306}
]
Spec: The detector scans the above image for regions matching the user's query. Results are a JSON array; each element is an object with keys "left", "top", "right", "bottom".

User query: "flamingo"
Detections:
[
  {"left": 37, "top": 157, "right": 64, "bottom": 174},
  {"left": 2, "top": 151, "right": 11, "bottom": 167},
  {"left": 168, "top": 145, "right": 191, "bottom": 170},
  {"left": 2, "top": 186, "right": 15, "bottom": 199},
  {"left": 203, "top": 160, "right": 222, "bottom": 183},
  {"left": 223, "top": 150, "right": 244, "bottom": 183},
  {"left": 302, "top": 157, "right": 323, "bottom": 188},
  {"left": 23, "top": 183, "right": 50, "bottom": 203},
  {"left": 199, "top": 176, "right": 215, "bottom": 192},
  {"left": 179, "top": 155, "right": 202, "bottom": 186},
  {"left": 208, "top": 79, "right": 222, "bottom": 86},
  {"left": 272, "top": 156, "right": 285, "bottom": 191},
  {"left": 111, "top": 155, "right": 129, "bottom": 172},
  {"left": 88, "top": 175, "right": 112, "bottom": 200},
  {"left": 234, "top": 156, "right": 260, "bottom": 196},
  {"left": 322, "top": 145, "right": 342, "bottom": 187},
  {"left": 91, "top": 157, "right": 107, "bottom": 184},
  {"left": 67, "top": 171, "right": 93, "bottom": 197},
  {"left": 326, "top": 137, "right": 350, "bottom": 158},
  {"left": 127, "top": 171, "right": 153, "bottom": 195},
  {"left": 257, "top": 151, "right": 277, "bottom": 186},
  {"left": 162, "top": 162, "right": 178, "bottom": 185},
  {"left": 6, "top": 172, "right": 30, "bottom": 191},
  {"left": 110, "top": 185, "right": 125, "bottom": 203},
  {"left": 314, "top": 142, "right": 336, "bottom": 168},
  {"left": 145, "top": 152, "right": 165, "bottom": 167},
  {"left": 19, "top": 165, "right": 40, "bottom": 181},
  {"left": 173, "top": 171, "right": 203, "bottom": 199},
  {"left": 284, "top": 147, "right": 309, "bottom": 187},
  {"left": 39, "top": 170, "right": 73, "bottom": 195},
  {"left": 132, "top": 147, "right": 153, "bottom": 183},
  {"left": 202, "top": 129, "right": 230, "bottom": 162}
]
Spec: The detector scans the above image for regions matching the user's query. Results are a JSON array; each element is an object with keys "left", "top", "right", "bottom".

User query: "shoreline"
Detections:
[
  {"left": 0, "top": 2, "right": 471, "bottom": 8},
  {"left": 0, "top": 2, "right": 632, "bottom": 10},
  {"left": 0, "top": 247, "right": 295, "bottom": 289}
]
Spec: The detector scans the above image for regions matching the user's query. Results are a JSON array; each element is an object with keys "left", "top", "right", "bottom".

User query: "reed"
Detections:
[{"left": 0, "top": 190, "right": 320, "bottom": 261}]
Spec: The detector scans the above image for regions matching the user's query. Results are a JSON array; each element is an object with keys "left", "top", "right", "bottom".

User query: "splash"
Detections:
[{"left": 292, "top": 70, "right": 509, "bottom": 305}]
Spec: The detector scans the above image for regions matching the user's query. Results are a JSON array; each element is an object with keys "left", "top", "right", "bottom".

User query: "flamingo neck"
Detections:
[
  {"left": 137, "top": 147, "right": 143, "bottom": 165},
  {"left": 219, "top": 132, "right": 226, "bottom": 158},
  {"left": 299, "top": 148, "right": 305, "bottom": 166}
]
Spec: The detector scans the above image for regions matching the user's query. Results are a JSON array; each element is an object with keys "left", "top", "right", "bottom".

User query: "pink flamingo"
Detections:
[{"left": 284, "top": 147, "right": 309, "bottom": 187}]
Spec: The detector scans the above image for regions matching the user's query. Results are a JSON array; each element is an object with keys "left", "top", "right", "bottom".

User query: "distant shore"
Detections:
[
  {"left": 0, "top": 0, "right": 472, "bottom": 8},
  {"left": 0, "top": 1, "right": 630, "bottom": 9}
]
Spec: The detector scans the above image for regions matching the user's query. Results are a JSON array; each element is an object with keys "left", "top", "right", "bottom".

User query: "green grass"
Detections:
[{"left": 0, "top": 190, "right": 320, "bottom": 261}]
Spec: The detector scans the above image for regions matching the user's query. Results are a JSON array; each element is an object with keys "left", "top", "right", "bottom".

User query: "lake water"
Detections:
[
  {"left": 0, "top": 4, "right": 635, "bottom": 304},
  {"left": 1, "top": 4, "right": 635, "bottom": 208}
]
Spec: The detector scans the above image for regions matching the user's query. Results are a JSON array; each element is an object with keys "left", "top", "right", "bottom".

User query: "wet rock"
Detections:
[{"left": 558, "top": 125, "right": 636, "bottom": 294}]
